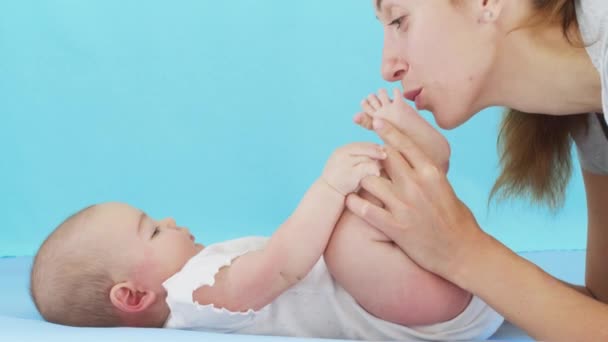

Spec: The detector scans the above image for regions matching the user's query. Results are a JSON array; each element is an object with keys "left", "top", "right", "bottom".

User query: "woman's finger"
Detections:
[
  {"left": 345, "top": 193, "right": 402, "bottom": 240},
  {"left": 381, "top": 145, "right": 415, "bottom": 186},
  {"left": 358, "top": 187, "right": 385, "bottom": 208},
  {"left": 372, "top": 118, "right": 433, "bottom": 169},
  {"left": 358, "top": 175, "right": 412, "bottom": 213}
]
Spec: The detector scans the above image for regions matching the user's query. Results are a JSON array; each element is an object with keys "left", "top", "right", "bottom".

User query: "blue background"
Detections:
[{"left": 0, "top": 0, "right": 587, "bottom": 257}]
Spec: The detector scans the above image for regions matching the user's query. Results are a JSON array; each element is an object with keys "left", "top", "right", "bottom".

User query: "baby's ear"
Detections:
[{"left": 109, "top": 282, "right": 158, "bottom": 313}]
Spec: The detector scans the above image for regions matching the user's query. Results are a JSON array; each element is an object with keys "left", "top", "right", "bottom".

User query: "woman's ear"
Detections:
[{"left": 109, "top": 281, "right": 158, "bottom": 313}]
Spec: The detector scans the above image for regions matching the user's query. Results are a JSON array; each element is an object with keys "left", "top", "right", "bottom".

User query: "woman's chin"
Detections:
[
  {"left": 432, "top": 107, "right": 472, "bottom": 130},
  {"left": 433, "top": 113, "right": 458, "bottom": 130}
]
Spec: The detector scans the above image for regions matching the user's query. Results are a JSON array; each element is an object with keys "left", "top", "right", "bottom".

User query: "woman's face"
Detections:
[{"left": 375, "top": 0, "right": 498, "bottom": 129}]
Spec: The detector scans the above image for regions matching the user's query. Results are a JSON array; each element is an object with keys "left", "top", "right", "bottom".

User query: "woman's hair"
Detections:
[{"left": 489, "top": 0, "right": 588, "bottom": 210}]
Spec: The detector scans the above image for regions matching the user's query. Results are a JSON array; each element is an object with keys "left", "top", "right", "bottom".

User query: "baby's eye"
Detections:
[{"left": 151, "top": 226, "right": 160, "bottom": 238}]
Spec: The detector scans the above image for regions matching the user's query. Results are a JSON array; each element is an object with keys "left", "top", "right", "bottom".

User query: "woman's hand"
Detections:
[{"left": 345, "top": 118, "right": 490, "bottom": 282}]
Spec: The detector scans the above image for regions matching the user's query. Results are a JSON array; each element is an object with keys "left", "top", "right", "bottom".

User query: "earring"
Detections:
[{"left": 483, "top": 10, "right": 494, "bottom": 21}]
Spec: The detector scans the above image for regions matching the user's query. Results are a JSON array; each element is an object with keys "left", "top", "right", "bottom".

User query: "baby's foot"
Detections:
[{"left": 354, "top": 89, "right": 451, "bottom": 173}]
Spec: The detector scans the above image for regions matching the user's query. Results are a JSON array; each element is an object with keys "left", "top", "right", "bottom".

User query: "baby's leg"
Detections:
[
  {"left": 324, "top": 186, "right": 472, "bottom": 326},
  {"left": 356, "top": 89, "right": 451, "bottom": 173},
  {"left": 326, "top": 89, "right": 468, "bottom": 325}
]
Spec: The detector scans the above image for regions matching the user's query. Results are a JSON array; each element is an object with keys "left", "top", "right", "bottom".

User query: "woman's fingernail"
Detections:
[
  {"left": 373, "top": 118, "right": 385, "bottom": 131},
  {"left": 377, "top": 146, "right": 387, "bottom": 158}
]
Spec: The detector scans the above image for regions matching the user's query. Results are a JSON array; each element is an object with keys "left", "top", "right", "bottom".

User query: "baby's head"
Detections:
[{"left": 30, "top": 202, "right": 204, "bottom": 327}]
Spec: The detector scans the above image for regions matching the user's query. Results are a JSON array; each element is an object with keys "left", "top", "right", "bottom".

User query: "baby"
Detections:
[{"left": 30, "top": 90, "right": 503, "bottom": 341}]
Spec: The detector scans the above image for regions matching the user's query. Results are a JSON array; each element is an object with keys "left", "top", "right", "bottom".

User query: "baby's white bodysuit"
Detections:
[{"left": 162, "top": 236, "right": 503, "bottom": 341}]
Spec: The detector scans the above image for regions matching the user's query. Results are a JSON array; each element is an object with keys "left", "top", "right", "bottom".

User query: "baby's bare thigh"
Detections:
[{"left": 325, "top": 191, "right": 471, "bottom": 326}]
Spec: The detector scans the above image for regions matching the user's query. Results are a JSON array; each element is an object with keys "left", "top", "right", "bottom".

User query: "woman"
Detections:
[{"left": 347, "top": 0, "right": 608, "bottom": 340}]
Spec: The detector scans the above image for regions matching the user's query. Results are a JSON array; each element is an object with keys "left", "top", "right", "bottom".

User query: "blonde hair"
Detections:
[
  {"left": 30, "top": 206, "right": 122, "bottom": 327},
  {"left": 489, "top": 0, "right": 588, "bottom": 210}
]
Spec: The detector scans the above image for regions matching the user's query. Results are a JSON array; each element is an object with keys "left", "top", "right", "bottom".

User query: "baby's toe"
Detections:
[
  {"left": 354, "top": 112, "right": 373, "bottom": 130},
  {"left": 378, "top": 89, "right": 391, "bottom": 105},
  {"left": 361, "top": 98, "right": 376, "bottom": 115},
  {"left": 367, "top": 94, "right": 382, "bottom": 111}
]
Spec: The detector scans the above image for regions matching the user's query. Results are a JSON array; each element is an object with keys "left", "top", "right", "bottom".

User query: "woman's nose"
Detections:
[
  {"left": 381, "top": 34, "right": 408, "bottom": 82},
  {"left": 381, "top": 56, "right": 407, "bottom": 82}
]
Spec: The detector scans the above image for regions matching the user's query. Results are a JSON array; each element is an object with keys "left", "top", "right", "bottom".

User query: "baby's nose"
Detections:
[
  {"left": 159, "top": 217, "right": 176, "bottom": 227},
  {"left": 179, "top": 226, "right": 194, "bottom": 241},
  {"left": 177, "top": 225, "right": 190, "bottom": 234}
]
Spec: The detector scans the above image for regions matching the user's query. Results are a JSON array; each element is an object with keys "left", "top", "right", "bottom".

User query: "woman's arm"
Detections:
[
  {"left": 346, "top": 119, "right": 608, "bottom": 341},
  {"left": 561, "top": 281, "right": 594, "bottom": 297},
  {"left": 461, "top": 233, "right": 608, "bottom": 340},
  {"left": 581, "top": 169, "right": 608, "bottom": 303},
  {"left": 453, "top": 170, "right": 608, "bottom": 338},
  {"left": 555, "top": 170, "right": 608, "bottom": 299}
]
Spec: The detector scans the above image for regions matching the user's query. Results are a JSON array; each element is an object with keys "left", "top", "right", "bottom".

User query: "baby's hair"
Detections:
[{"left": 30, "top": 205, "right": 122, "bottom": 327}]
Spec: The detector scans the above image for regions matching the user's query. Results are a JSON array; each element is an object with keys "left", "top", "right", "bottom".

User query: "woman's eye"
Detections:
[
  {"left": 151, "top": 226, "right": 160, "bottom": 238},
  {"left": 389, "top": 16, "right": 406, "bottom": 29}
]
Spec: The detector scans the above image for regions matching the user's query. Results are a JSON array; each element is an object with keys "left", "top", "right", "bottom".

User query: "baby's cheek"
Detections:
[
  {"left": 131, "top": 255, "right": 161, "bottom": 285},
  {"left": 175, "top": 245, "right": 196, "bottom": 267}
]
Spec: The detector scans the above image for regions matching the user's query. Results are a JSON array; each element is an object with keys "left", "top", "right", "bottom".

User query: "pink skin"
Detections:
[
  {"left": 374, "top": 0, "right": 601, "bottom": 125},
  {"left": 354, "top": 88, "right": 451, "bottom": 172},
  {"left": 84, "top": 203, "right": 204, "bottom": 325},
  {"left": 128, "top": 214, "right": 203, "bottom": 294},
  {"left": 374, "top": 0, "right": 498, "bottom": 129}
]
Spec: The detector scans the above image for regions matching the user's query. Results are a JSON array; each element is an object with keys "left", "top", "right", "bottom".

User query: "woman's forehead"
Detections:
[{"left": 374, "top": 0, "right": 413, "bottom": 17}]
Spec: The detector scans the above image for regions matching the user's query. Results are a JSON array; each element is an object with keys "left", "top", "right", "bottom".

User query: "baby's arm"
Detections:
[{"left": 193, "top": 143, "right": 386, "bottom": 312}]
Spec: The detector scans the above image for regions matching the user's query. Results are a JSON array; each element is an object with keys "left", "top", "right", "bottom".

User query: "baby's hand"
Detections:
[
  {"left": 321, "top": 143, "right": 386, "bottom": 196},
  {"left": 354, "top": 88, "right": 451, "bottom": 173}
]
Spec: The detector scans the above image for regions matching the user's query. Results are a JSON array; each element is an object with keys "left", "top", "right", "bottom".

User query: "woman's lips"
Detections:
[
  {"left": 404, "top": 88, "right": 424, "bottom": 109},
  {"left": 403, "top": 88, "right": 422, "bottom": 102}
]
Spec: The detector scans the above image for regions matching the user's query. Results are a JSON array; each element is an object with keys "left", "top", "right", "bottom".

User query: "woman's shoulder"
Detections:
[
  {"left": 572, "top": 113, "right": 608, "bottom": 175},
  {"left": 577, "top": 0, "right": 608, "bottom": 116},
  {"left": 577, "top": 0, "right": 608, "bottom": 61},
  {"left": 577, "top": 0, "right": 608, "bottom": 32}
]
